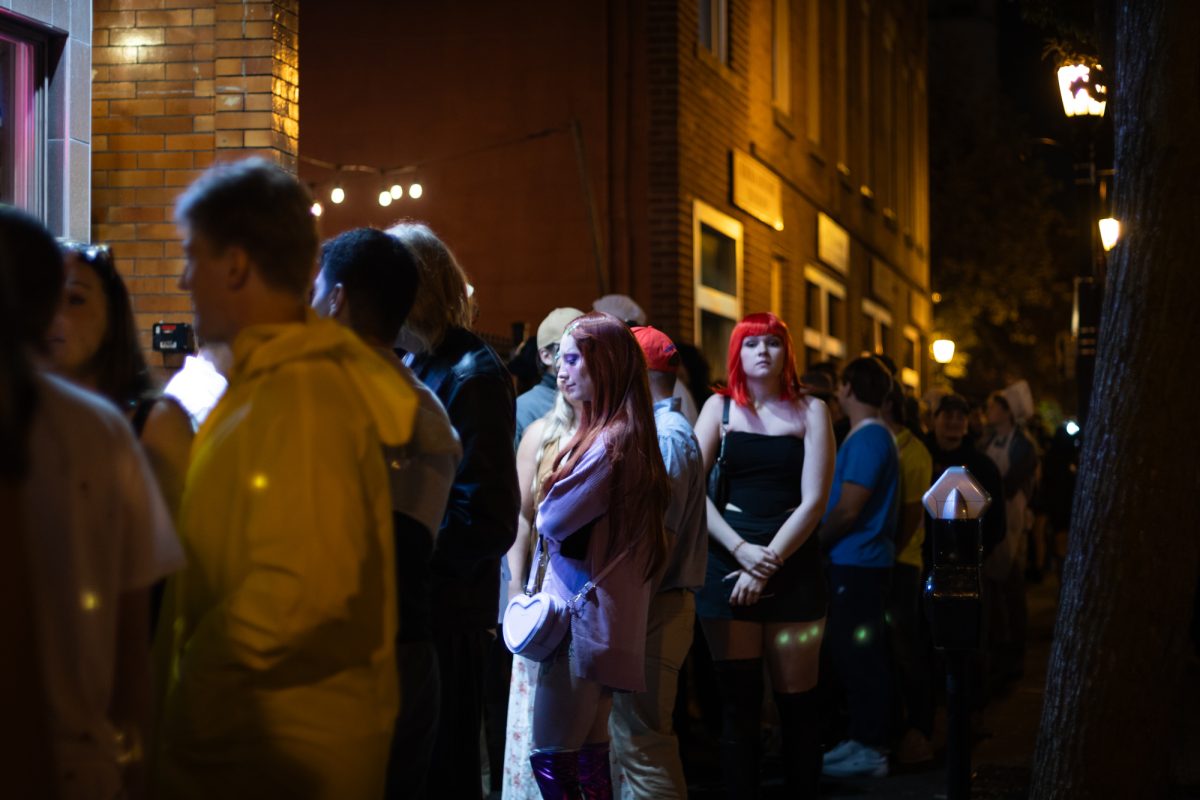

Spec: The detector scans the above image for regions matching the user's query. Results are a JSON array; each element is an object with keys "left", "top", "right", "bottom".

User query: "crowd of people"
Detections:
[{"left": 1, "top": 156, "right": 1079, "bottom": 800}]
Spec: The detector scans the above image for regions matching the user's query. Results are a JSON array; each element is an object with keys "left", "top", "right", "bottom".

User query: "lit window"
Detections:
[
  {"left": 805, "top": 0, "right": 820, "bottom": 145},
  {"left": 861, "top": 298, "right": 892, "bottom": 357},
  {"left": 803, "top": 265, "right": 845, "bottom": 367},
  {"left": 694, "top": 200, "right": 743, "bottom": 380},
  {"left": 901, "top": 324, "right": 920, "bottom": 390}
]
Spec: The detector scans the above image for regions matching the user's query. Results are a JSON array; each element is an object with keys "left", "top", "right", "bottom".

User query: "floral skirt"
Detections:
[{"left": 501, "top": 655, "right": 542, "bottom": 799}]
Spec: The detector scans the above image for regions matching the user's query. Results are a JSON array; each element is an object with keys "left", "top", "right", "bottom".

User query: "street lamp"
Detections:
[
  {"left": 1098, "top": 217, "right": 1120, "bottom": 251},
  {"left": 1055, "top": 58, "right": 1109, "bottom": 426},
  {"left": 1056, "top": 62, "right": 1106, "bottom": 118},
  {"left": 932, "top": 338, "right": 955, "bottom": 365}
]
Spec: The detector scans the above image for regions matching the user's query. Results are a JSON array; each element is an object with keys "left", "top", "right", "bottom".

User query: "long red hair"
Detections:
[
  {"left": 718, "top": 311, "right": 804, "bottom": 408},
  {"left": 542, "top": 311, "right": 669, "bottom": 579}
]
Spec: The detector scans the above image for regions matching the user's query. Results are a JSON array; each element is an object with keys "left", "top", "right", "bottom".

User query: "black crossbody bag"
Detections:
[{"left": 707, "top": 396, "right": 731, "bottom": 511}]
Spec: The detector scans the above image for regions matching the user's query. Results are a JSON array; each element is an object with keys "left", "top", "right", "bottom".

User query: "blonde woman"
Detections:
[{"left": 502, "top": 391, "right": 579, "bottom": 799}]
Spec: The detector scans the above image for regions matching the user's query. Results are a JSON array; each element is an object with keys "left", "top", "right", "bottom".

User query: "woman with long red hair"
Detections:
[
  {"left": 694, "top": 312, "right": 835, "bottom": 797},
  {"left": 528, "top": 311, "right": 669, "bottom": 797}
]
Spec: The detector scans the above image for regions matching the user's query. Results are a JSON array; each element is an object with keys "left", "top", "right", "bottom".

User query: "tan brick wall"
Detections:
[{"left": 92, "top": 0, "right": 298, "bottom": 370}]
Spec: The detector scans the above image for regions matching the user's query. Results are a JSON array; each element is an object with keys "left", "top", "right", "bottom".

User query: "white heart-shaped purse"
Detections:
[{"left": 502, "top": 591, "right": 572, "bottom": 661}]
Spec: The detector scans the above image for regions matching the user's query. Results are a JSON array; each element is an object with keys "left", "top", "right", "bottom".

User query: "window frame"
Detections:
[
  {"left": 901, "top": 324, "right": 920, "bottom": 390},
  {"left": 802, "top": 264, "right": 846, "bottom": 363},
  {"left": 0, "top": 18, "right": 47, "bottom": 215},
  {"left": 699, "top": 0, "right": 730, "bottom": 65},
  {"left": 860, "top": 297, "right": 893, "bottom": 357},
  {"left": 693, "top": 199, "right": 744, "bottom": 373}
]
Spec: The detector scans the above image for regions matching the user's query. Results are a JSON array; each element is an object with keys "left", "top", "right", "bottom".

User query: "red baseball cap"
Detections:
[{"left": 632, "top": 326, "right": 679, "bottom": 372}]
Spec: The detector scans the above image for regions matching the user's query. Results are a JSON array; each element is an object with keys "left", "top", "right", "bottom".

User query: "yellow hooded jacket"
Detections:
[{"left": 155, "top": 314, "right": 416, "bottom": 799}]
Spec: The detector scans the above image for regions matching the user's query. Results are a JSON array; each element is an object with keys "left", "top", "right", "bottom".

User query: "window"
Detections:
[
  {"left": 772, "top": 0, "right": 791, "bottom": 114},
  {"left": 835, "top": 0, "right": 849, "bottom": 175},
  {"left": 881, "top": 17, "right": 896, "bottom": 214},
  {"left": 699, "top": 0, "right": 729, "bottom": 64},
  {"left": 694, "top": 200, "right": 743, "bottom": 380},
  {"left": 803, "top": 265, "right": 845, "bottom": 367},
  {"left": 861, "top": 298, "right": 892, "bottom": 357},
  {"left": 805, "top": 0, "right": 821, "bottom": 145},
  {"left": 858, "top": 3, "right": 873, "bottom": 191},
  {"left": 0, "top": 28, "right": 38, "bottom": 209},
  {"left": 901, "top": 324, "right": 920, "bottom": 390},
  {"left": 770, "top": 257, "right": 784, "bottom": 318}
]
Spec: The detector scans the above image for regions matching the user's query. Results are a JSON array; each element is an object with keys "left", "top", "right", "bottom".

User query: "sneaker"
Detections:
[
  {"left": 821, "top": 739, "right": 860, "bottom": 766},
  {"left": 893, "top": 729, "right": 934, "bottom": 766},
  {"left": 821, "top": 743, "right": 888, "bottom": 778}
]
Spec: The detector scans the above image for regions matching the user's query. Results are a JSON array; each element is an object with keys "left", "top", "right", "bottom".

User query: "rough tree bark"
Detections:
[{"left": 1031, "top": 3, "right": 1200, "bottom": 797}]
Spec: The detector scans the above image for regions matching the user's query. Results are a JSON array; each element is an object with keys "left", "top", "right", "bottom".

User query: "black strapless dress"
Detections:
[{"left": 696, "top": 431, "right": 826, "bottom": 622}]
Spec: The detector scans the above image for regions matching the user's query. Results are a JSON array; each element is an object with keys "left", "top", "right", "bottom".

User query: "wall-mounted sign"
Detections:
[
  {"left": 817, "top": 212, "right": 849, "bottom": 275},
  {"left": 731, "top": 149, "right": 784, "bottom": 231}
]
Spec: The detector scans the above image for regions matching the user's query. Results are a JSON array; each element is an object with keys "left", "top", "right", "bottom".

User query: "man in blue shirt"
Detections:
[
  {"left": 818, "top": 356, "right": 900, "bottom": 779},
  {"left": 610, "top": 326, "right": 707, "bottom": 798}
]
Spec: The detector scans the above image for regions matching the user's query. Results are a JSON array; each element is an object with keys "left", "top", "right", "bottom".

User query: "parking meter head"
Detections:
[{"left": 923, "top": 466, "right": 991, "bottom": 520}]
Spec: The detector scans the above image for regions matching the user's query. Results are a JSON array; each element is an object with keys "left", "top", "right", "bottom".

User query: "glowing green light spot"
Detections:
[
  {"left": 798, "top": 633, "right": 809, "bottom": 644},
  {"left": 777, "top": 631, "right": 791, "bottom": 646},
  {"left": 810, "top": 624, "right": 820, "bottom": 637},
  {"left": 854, "top": 626, "right": 871, "bottom": 644}
]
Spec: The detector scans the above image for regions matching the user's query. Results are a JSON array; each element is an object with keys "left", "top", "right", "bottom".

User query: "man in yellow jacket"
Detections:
[{"left": 154, "top": 158, "right": 417, "bottom": 799}]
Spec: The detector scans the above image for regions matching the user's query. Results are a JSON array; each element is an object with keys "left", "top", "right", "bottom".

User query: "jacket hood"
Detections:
[{"left": 230, "top": 311, "right": 417, "bottom": 447}]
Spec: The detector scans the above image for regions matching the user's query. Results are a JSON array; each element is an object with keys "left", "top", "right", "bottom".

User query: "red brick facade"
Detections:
[{"left": 92, "top": 0, "right": 298, "bottom": 359}]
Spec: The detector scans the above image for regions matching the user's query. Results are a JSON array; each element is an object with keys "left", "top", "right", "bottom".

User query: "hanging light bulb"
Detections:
[
  {"left": 310, "top": 201, "right": 323, "bottom": 217},
  {"left": 330, "top": 185, "right": 346, "bottom": 205},
  {"left": 390, "top": 184, "right": 404, "bottom": 199},
  {"left": 408, "top": 182, "right": 423, "bottom": 199},
  {"left": 378, "top": 190, "right": 393, "bottom": 207}
]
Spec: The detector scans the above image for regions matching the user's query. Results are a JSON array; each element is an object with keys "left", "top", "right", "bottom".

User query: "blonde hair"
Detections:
[
  {"left": 387, "top": 221, "right": 473, "bottom": 353},
  {"left": 528, "top": 393, "right": 577, "bottom": 564}
]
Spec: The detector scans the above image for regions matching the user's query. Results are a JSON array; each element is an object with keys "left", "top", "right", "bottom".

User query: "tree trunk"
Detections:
[{"left": 1031, "top": 3, "right": 1200, "bottom": 797}]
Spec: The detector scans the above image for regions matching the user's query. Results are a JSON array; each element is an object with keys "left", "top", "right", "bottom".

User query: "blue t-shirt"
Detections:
[{"left": 824, "top": 419, "right": 900, "bottom": 568}]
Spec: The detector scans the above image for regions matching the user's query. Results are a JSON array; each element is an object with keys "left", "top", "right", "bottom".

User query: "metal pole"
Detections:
[{"left": 945, "top": 649, "right": 971, "bottom": 800}]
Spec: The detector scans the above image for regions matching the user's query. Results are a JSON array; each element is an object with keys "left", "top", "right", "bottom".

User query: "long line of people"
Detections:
[{"left": 3, "top": 156, "right": 1063, "bottom": 800}]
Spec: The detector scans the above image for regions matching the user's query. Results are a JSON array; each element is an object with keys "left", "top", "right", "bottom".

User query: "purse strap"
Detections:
[
  {"left": 716, "top": 395, "right": 730, "bottom": 465},
  {"left": 525, "top": 534, "right": 632, "bottom": 614}
]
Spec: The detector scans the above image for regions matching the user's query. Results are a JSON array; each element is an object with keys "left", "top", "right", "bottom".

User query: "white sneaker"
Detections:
[
  {"left": 821, "top": 742, "right": 888, "bottom": 778},
  {"left": 821, "top": 739, "right": 860, "bottom": 766}
]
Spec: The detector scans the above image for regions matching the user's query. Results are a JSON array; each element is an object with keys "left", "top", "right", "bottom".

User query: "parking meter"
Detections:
[
  {"left": 922, "top": 466, "right": 990, "bottom": 650},
  {"left": 922, "top": 466, "right": 991, "bottom": 800}
]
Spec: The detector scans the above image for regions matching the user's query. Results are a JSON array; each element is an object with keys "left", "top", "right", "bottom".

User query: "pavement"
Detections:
[{"left": 685, "top": 577, "right": 1060, "bottom": 800}]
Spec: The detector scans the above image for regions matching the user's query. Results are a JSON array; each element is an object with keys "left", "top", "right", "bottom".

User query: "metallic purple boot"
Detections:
[
  {"left": 530, "top": 748, "right": 582, "bottom": 800},
  {"left": 577, "top": 741, "right": 613, "bottom": 800}
]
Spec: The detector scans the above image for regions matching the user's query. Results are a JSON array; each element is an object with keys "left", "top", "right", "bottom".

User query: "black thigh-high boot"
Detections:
[
  {"left": 774, "top": 689, "right": 822, "bottom": 798},
  {"left": 712, "top": 658, "right": 764, "bottom": 800}
]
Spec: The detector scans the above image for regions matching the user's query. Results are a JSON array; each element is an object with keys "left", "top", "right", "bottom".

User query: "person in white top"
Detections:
[{"left": 3, "top": 205, "right": 185, "bottom": 800}]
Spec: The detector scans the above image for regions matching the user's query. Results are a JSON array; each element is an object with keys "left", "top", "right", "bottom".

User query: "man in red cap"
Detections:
[{"left": 610, "top": 326, "right": 708, "bottom": 798}]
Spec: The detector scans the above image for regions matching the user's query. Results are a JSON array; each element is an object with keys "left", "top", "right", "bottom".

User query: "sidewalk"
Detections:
[{"left": 686, "top": 578, "right": 1058, "bottom": 799}]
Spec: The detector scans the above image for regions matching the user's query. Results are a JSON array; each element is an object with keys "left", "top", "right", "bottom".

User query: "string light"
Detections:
[
  {"left": 409, "top": 183, "right": 423, "bottom": 199},
  {"left": 330, "top": 185, "right": 345, "bottom": 204},
  {"left": 310, "top": 201, "right": 323, "bottom": 217},
  {"left": 390, "top": 184, "right": 404, "bottom": 199},
  {"left": 378, "top": 190, "right": 393, "bottom": 207}
]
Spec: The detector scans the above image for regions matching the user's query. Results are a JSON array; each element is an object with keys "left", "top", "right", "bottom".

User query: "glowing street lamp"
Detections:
[
  {"left": 932, "top": 339, "right": 956, "bottom": 365},
  {"left": 1098, "top": 217, "right": 1120, "bottom": 251},
  {"left": 1057, "top": 62, "right": 1106, "bottom": 118}
]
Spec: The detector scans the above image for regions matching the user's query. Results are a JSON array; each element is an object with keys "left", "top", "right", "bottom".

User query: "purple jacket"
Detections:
[{"left": 535, "top": 437, "right": 652, "bottom": 691}]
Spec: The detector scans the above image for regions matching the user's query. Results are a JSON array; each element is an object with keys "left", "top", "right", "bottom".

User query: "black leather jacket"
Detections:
[{"left": 403, "top": 327, "right": 520, "bottom": 630}]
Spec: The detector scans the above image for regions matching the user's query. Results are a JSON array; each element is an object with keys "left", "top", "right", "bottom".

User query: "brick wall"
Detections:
[{"left": 92, "top": 0, "right": 298, "bottom": 367}]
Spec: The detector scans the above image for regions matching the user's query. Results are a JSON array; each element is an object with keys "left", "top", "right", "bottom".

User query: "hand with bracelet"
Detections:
[{"left": 730, "top": 538, "right": 783, "bottom": 580}]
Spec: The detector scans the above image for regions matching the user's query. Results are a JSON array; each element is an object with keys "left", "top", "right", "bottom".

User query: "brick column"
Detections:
[
  {"left": 214, "top": 0, "right": 298, "bottom": 168},
  {"left": 92, "top": 0, "right": 299, "bottom": 364}
]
